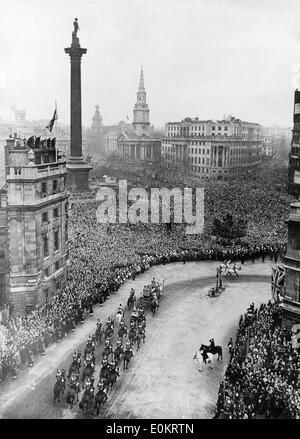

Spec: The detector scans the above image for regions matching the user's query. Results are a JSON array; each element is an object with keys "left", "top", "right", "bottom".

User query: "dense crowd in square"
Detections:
[{"left": 0, "top": 162, "right": 295, "bottom": 419}]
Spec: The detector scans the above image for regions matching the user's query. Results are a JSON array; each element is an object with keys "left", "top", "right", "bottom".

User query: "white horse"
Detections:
[
  {"left": 217, "top": 260, "right": 232, "bottom": 276},
  {"left": 115, "top": 310, "right": 124, "bottom": 327},
  {"left": 193, "top": 349, "right": 214, "bottom": 372},
  {"left": 157, "top": 280, "right": 165, "bottom": 295},
  {"left": 225, "top": 266, "right": 241, "bottom": 277}
]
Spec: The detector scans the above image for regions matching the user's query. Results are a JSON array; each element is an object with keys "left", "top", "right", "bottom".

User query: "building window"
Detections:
[
  {"left": 53, "top": 179, "right": 58, "bottom": 194},
  {"left": 55, "top": 260, "right": 60, "bottom": 271},
  {"left": 44, "top": 267, "right": 49, "bottom": 277},
  {"left": 53, "top": 207, "right": 59, "bottom": 218},
  {"left": 41, "top": 182, "right": 47, "bottom": 198},
  {"left": 43, "top": 235, "right": 49, "bottom": 257},
  {"left": 65, "top": 222, "right": 68, "bottom": 242},
  {"left": 42, "top": 211, "right": 48, "bottom": 224},
  {"left": 54, "top": 230, "right": 59, "bottom": 251}
]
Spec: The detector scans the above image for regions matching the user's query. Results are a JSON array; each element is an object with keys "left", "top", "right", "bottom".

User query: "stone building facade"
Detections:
[
  {"left": 288, "top": 89, "right": 300, "bottom": 196},
  {"left": 0, "top": 134, "right": 69, "bottom": 314},
  {"left": 162, "top": 116, "right": 262, "bottom": 180},
  {"left": 281, "top": 202, "right": 300, "bottom": 327}
]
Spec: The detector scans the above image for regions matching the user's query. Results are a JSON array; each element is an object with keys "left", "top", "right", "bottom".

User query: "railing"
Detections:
[{"left": 6, "top": 162, "right": 67, "bottom": 180}]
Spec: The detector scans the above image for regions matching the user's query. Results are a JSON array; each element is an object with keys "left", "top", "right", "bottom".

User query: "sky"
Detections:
[{"left": 0, "top": 0, "right": 300, "bottom": 127}]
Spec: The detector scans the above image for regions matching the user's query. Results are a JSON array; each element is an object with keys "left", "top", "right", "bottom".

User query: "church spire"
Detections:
[
  {"left": 138, "top": 64, "right": 145, "bottom": 92},
  {"left": 133, "top": 65, "right": 150, "bottom": 136}
]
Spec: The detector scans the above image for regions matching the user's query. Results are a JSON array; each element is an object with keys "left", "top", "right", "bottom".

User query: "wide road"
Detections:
[{"left": 0, "top": 260, "right": 273, "bottom": 419}]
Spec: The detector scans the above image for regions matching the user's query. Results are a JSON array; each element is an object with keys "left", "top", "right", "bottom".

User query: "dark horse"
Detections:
[
  {"left": 127, "top": 294, "right": 136, "bottom": 309},
  {"left": 99, "top": 364, "right": 110, "bottom": 381},
  {"left": 66, "top": 383, "right": 78, "bottom": 409},
  {"left": 151, "top": 299, "right": 159, "bottom": 316},
  {"left": 105, "top": 326, "right": 113, "bottom": 339},
  {"left": 95, "top": 325, "right": 104, "bottom": 344},
  {"left": 118, "top": 326, "right": 127, "bottom": 341},
  {"left": 84, "top": 343, "right": 95, "bottom": 359},
  {"left": 123, "top": 349, "right": 133, "bottom": 370},
  {"left": 134, "top": 332, "right": 142, "bottom": 350},
  {"left": 60, "top": 370, "right": 67, "bottom": 394},
  {"left": 82, "top": 363, "right": 94, "bottom": 387},
  {"left": 94, "top": 389, "right": 107, "bottom": 416},
  {"left": 107, "top": 368, "right": 119, "bottom": 390},
  {"left": 128, "top": 328, "right": 136, "bottom": 344},
  {"left": 68, "top": 361, "right": 80, "bottom": 381},
  {"left": 53, "top": 380, "right": 62, "bottom": 405},
  {"left": 102, "top": 346, "right": 113, "bottom": 361},
  {"left": 114, "top": 346, "right": 123, "bottom": 365},
  {"left": 79, "top": 389, "right": 93, "bottom": 414},
  {"left": 200, "top": 343, "right": 223, "bottom": 361}
]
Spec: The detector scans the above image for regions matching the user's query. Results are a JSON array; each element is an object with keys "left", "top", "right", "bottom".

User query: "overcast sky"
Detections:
[{"left": 0, "top": 0, "right": 300, "bottom": 127}]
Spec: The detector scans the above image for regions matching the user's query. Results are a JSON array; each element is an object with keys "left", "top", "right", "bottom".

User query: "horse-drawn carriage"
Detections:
[{"left": 140, "top": 279, "right": 164, "bottom": 306}]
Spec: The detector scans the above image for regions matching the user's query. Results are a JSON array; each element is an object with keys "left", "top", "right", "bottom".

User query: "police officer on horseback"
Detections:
[
  {"left": 125, "top": 340, "right": 134, "bottom": 357},
  {"left": 106, "top": 316, "right": 114, "bottom": 329}
]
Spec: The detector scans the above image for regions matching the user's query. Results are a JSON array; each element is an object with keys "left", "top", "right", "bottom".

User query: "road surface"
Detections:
[{"left": 0, "top": 260, "right": 273, "bottom": 419}]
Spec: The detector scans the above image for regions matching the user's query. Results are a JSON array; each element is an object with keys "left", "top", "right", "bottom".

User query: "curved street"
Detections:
[{"left": 0, "top": 260, "right": 273, "bottom": 419}]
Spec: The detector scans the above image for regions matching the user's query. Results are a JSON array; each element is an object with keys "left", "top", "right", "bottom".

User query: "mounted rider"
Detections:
[
  {"left": 117, "top": 303, "right": 124, "bottom": 315},
  {"left": 84, "top": 377, "right": 94, "bottom": 396},
  {"left": 87, "top": 333, "right": 95, "bottom": 348},
  {"left": 138, "top": 303, "right": 145, "bottom": 316},
  {"left": 119, "top": 320, "right": 127, "bottom": 330},
  {"left": 98, "top": 379, "right": 108, "bottom": 395},
  {"left": 116, "top": 338, "right": 124, "bottom": 351},
  {"left": 131, "top": 305, "right": 138, "bottom": 321},
  {"left": 70, "top": 371, "right": 79, "bottom": 386},
  {"left": 106, "top": 316, "right": 114, "bottom": 331},
  {"left": 101, "top": 355, "right": 109, "bottom": 368},
  {"left": 129, "top": 287, "right": 136, "bottom": 298},
  {"left": 56, "top": 368, "right": 62, "bottom": 381},
  {"left": 138, "top": 323, "right": 146, "bottom": 339},
  {"left": 84, "top": 353, "right": 95, "bottom": 369},
  {"left": 125, "top": 340, "right": 134, "bottom": 357},
  {"left": 109, "top": 355, "right": 119, "bottom": 375},
  {"left": 105, "top": 338, "right": 113, "bottom": 351},
  {"left": 209, "top": 338, "right": 215, "bottom": 351}
]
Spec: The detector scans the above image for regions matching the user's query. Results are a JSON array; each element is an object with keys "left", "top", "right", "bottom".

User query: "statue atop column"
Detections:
[{"left": 72, "top": 18, "right": 80, "bottom": 46}]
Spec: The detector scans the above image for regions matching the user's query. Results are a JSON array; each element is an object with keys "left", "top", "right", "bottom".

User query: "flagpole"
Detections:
[{"left": 55, "top": 100, "right": 58, "bottom": 162}]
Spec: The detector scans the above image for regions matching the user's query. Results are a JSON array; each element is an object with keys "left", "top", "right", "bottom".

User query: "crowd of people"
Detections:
[
  {"left": 215, "top": 302, "right": 300, "bottom": 419},
  {"left": 0, "top": 161, "right": 294, "bottom": 395}
]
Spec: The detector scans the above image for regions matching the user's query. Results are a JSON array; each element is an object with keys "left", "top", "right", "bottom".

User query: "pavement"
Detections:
[{"left": 0, "top": 259, "right": 273, "bottom": 419}]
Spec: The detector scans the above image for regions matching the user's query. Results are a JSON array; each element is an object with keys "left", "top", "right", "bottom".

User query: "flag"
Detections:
[
  {"left": 271, "top": 265, "right": 285, "bottom": 301},
  {"left": 46, "top": 104, "right": 58, "bottom": 132}
]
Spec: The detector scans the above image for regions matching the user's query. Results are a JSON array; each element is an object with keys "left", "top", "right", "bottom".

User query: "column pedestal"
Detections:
[{"left": 66, "top": 157, "right": 92, "bottom": 190}]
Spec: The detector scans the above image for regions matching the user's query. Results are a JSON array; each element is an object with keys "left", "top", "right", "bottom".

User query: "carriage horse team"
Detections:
[{"left": 52, "top": 278, "right": 163, "bottom": 415}]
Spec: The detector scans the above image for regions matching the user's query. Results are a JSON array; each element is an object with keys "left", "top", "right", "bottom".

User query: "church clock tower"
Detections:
[{"left": 132, "top": 66, "right": 150, "bottom": 136}]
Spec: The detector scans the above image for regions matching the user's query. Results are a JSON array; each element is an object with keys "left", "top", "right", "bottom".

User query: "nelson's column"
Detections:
[{"left": 65, "top": 18, "right": 92, "bottom": 190}]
